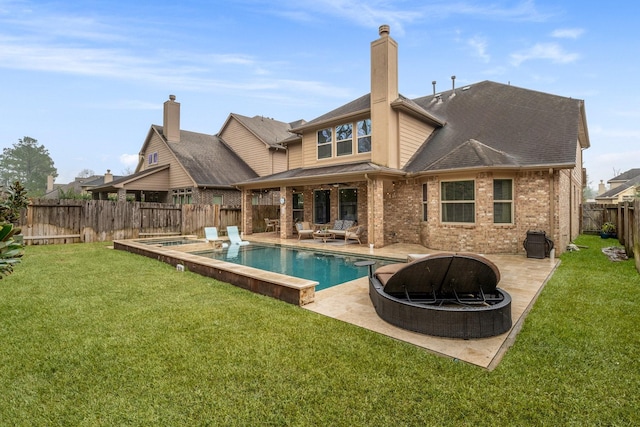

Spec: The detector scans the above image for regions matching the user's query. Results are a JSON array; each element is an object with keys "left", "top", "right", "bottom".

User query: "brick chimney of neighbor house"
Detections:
[
  {"left": 47, "top": 175, "right": 54, "bottom": 192},
  {"left": 598, "top": 180, "right": 607, "bottom": 195},
  {"left": 163, "top": 94, "right": 180, "bottom": 142},
  {"left": 370, "top": 24, "right": 399, "bottom": 169},
  {"left": 104, "top": 169, "right": 113, "bottom": 184}
]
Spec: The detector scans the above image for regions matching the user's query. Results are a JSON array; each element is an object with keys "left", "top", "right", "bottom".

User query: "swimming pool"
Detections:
[{"left": 193, "top": 244, "right": 392, "bottom": 290}]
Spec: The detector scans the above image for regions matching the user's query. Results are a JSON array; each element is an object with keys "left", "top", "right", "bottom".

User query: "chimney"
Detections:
[
  {"left": 104, "top": 169, "right": 113, "bottom": 184},
  {"left": 47, "top": 175, "right": 54, "bottom": 192},
  {"left": 598, "top": 180, "right": 607, "bottom": 195},
  {"left": 163, "top": 94, "right": 180, "bottom": 142},
  {"left": 370, "top": 24, "right": 399, "bottom": 168}
]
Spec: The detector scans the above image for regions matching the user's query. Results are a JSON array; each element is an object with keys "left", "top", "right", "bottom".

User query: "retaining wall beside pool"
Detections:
[{"left": 114, "top": 239, "right": 317, "bottom": 306}]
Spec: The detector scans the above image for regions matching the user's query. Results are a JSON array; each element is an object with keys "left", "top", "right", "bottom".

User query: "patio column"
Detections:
[
  {"left": 241, "top": 189, "right": 253, "bottom": 235},
  {"left": 279, "top": 186, "right": 294, "bottom": 239},
  {"left": 117, "top": 188, "right": 127, "bottom": 202},
  {"left": 367, "top": 177, "right": 385, "bottom": 247}
]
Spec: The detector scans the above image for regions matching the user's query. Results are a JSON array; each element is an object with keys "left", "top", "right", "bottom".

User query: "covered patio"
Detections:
[{"left": 236, "top": 161, "right": 408, "bottom": 248}]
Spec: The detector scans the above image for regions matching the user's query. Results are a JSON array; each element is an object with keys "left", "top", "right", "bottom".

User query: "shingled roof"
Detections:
[
  {"left": 226, "top": 114, "right": 297, "bottom": 148},
  {"left": 405, "top": 81, "right": 586, "bottom": 173},
  {"left": 238, "top": 161, "right": 402, "bottom": 187},
  {"left": 291, "top": 94, "right": 371, "bottom": 132},
  {"left": 153, "top": 125, "right": 258, "bottom": 188}
]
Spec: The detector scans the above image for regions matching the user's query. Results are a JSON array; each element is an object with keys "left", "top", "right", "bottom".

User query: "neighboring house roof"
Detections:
[
  {"left": 43, "top": 174, "right": 123, "bottom": 199},
  {"left": 405, "top": 81, "right": 587, "bottom": 173},
  {"left": 608, "top": 168, "right": 640, "bottom": 183},
  {"left": 152, "top": 125, "right": 258, "bottom": 188},
  {"left": 91, "top": 165, "right": 170, "bottom": 192},
  {"left": 221, "top": 113, "right": 298, "bottom": 149},
  {"left": 597, "top": 171, "right": 640, "bottom": 201}
]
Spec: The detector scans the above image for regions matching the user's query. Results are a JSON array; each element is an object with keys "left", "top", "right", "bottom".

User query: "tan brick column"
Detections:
[
  {"left": 241, "top": 189, "right": 253, "bottom": 235},
  {"left": 279, "top": 186, "right": 294, "bottom": 239},
  {"left": 367, "top": 177, "right": 385, "bottom": 247}
]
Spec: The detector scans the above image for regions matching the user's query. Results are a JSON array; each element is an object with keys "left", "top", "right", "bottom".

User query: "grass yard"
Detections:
[{"left": 0, "top": 235, "right": 638, "bottom": 425}]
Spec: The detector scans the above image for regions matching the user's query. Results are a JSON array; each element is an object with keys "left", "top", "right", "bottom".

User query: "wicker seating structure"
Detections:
[{"left": 368, "top": 253, "right": 512, "bottom": 339}]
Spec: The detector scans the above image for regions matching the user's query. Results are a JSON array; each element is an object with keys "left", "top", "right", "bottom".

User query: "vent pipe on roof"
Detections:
[
  {"left": 449, "top": 75, "right": 457, "bottom": 99},
  {"left": 432, "top": 80, "right": 436, "bottom": 96}
]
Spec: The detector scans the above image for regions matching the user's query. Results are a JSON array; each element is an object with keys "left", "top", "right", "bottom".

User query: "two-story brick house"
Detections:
[{"left": 235, "top": 25, "right": 590, "bottom": 254}]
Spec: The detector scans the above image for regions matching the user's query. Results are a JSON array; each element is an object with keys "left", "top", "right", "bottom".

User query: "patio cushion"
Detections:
[
  {"left": 342, "top": 220, "right": 354, "bottom": 229},
  {"left": 332, "top": 220, "right": 344, "bottom": 230}
]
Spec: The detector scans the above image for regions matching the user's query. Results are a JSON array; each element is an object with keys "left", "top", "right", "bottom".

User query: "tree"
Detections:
[
  {"left": 0, "top": 137, "right": 57, "bottom": 197},
  {"left": 0, "top": 181, "right": 29, "bottom": 225},
  {"left": 77, "top": 168, "right": 95, "bottom": 178}
]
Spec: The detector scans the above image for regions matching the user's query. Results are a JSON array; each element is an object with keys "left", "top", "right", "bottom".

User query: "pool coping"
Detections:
[{"left": 114, "top": 238, "right": 318, "bottom": 305}]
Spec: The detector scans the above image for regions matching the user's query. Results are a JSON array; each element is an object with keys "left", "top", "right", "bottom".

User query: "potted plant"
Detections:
[{"left": 600, "top": 222, "right": 617, "bottom": 239}]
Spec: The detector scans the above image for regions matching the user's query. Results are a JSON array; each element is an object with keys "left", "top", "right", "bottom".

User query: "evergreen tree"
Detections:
[{"left": 0, "top": 137, "right": 57, "bottom": 197}]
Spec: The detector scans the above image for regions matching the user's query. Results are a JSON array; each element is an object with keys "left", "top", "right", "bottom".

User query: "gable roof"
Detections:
[
  {"left": 597, "top": 174, "right": 640, "bottom": 200},
  {"left": 222, "top": 114, "right": 297, "bottom": 148},
  {"left": 43, "top": 174, "right": 124, "bottom": 199},
  {"left": 153, "top": 125, "right": 258, "bottom": 188},
  {"left": 608, "top": 168, "right": 640, "bottom": 183},
  {"left": 292, "top": 94, "right": 371, "bottom": 132},
  {"left": 405, "top": 81, "right": 587, "bottom": 173}
]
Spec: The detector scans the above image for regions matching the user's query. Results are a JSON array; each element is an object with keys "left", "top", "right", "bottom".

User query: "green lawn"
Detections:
[{"left": 0, "top": 235, "right": 638, "bottom": 425}]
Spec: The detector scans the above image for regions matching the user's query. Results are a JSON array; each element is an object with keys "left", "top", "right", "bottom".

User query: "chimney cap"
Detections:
[
  {"left": 169, "top": 94, "right": 176, "bottom": 101},
  {"left": 379, "top": 24, "right": 390, "bottom": 36}
]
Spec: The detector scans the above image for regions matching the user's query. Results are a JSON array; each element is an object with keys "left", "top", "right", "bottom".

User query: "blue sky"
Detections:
[{"left": 1, "top": 0, "right": 638, "bottom": 190}]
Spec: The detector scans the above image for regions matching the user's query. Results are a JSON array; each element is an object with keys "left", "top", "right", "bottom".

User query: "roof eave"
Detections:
[
  {"left": 235, "top": 167, "right": 405, "bottom": 190},
  {"left": 408, "top": 162, "right": 577, "bottom": 177},
  {"left": 391, "top": 99, "right": 445, "bottom": 127},
  {"left": 291, "top": 108, "right": 370, "bottom": 133}
]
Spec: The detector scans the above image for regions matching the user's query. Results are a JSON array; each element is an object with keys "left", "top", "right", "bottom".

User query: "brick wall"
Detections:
[{"left": 413, "top": 170, "right": 568, "bottom": 254}]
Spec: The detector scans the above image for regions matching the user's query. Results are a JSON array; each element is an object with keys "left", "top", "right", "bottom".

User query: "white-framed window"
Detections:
[
  {"left": 422, "top": 183, "right": 428, "bottom": 221},
  {"left": 441, "top": 180, "right": 475, "bottom": 223},
  {"left": 148, "top": 152, "right": 158, "bottom": 165},
  {"left": 316, "top": 118, "right": 371, "bottom": 159},
  {"left": 357, "top": 119, "right": 372, "bottom": 153},
  {"left": 317, "top": 128, "right": 332, "bottom": 159},
  {"left": 336, "top": 123, "right": 353, "bottom": 156},
  {"left": 493, "top": 179, "right": 513, "bottom": 223}
]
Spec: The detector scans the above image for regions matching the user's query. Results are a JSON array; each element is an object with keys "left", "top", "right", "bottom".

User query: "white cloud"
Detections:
[
  {"left": 511, "top": 42, "right": 580, "bottom": 66},
  {"left": 468, "top": 36, "right": 490, "bottom": 62},
  {"left": 119, "top": 154, "right": 139, "bottom": 167},
  {"left": 551, "top": 28, "right": 584, "bottom": 39}
]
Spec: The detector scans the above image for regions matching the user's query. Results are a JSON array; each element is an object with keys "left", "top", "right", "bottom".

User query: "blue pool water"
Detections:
[{"left": 193, "top": 244, "right": 392, "bottom": 290}]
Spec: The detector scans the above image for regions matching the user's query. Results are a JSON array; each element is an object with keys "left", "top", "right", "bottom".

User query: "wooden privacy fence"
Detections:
[
  {"left": 583, "top": 201, "right": 639, "bottom": 273},
  {"left": 18, "top": 199, "right": 241, "bottom": 245}
]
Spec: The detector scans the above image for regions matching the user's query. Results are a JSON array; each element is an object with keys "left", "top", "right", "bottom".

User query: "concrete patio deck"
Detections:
[{"left": 247, "top": 231, "right": 559, "bottom": 369}]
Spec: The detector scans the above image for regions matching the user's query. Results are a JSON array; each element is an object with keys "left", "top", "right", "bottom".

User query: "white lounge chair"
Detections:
[
  {"left": 226, "top": 226, "right": 250, "bottom": 246},
  {"left": 204, "top": 227, "right": 229, "bottom": 248}
]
